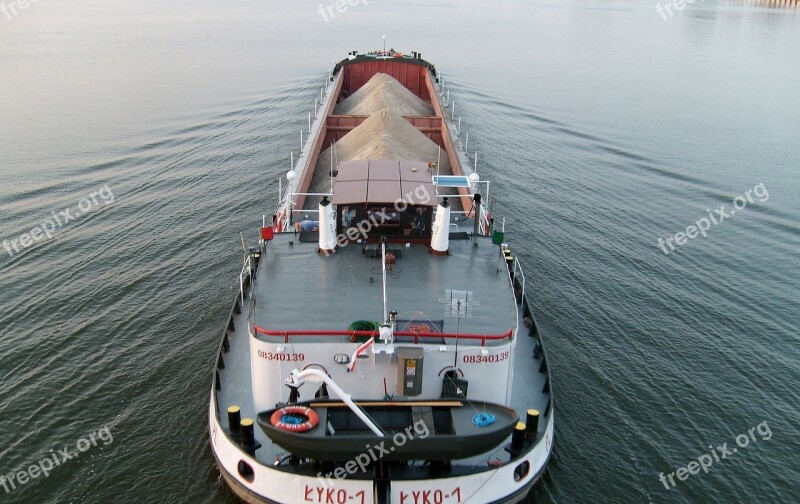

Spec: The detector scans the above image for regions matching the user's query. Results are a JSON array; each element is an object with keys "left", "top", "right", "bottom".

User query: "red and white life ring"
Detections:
[{"left": 270, "top": 406, "right": 319, "bottom": 433}]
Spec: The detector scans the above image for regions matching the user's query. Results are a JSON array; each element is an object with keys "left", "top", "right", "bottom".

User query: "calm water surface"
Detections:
[{"left": 1, "top": 1, "right": 798, "bottom": 503}]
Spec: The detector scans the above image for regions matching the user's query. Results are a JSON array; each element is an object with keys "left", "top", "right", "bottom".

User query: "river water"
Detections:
[{"left": 1, "top": 1, "right": 798, "bottom": 502}]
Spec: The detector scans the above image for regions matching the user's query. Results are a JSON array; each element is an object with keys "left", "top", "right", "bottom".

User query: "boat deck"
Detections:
[
  {"left": 215, "top": 238, "right": 551, "bottom": 473},
  {"left": 252, "top": 233, "right": 518, "bottom": 342}
]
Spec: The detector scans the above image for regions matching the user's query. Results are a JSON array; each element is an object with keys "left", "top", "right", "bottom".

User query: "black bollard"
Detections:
[
  {"left": 511, "top": 422, "right": 526, "bottom": 451},
  {"left": 227, "top": 406, "right": 241, "bottom": 434},
  {"left": 241, "top": 418, "right": 256, "bottom": 449},
  {"left": 525, "top": 409, "right": 539, "bottom": 439}
]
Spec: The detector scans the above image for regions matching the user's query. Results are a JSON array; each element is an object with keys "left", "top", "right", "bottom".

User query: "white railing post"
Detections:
[{"left": 240, "top": 255, "right": 251, "bottom": 305}]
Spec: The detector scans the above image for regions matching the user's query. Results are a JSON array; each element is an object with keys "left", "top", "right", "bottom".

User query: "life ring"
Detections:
[{"left": 270, "top": 406, "right": 319, "bottom": 433}]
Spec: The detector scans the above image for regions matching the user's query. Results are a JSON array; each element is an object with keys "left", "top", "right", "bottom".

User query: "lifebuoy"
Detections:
[{"left": 270, "top": 406, "right": 319, "bottom": 433}]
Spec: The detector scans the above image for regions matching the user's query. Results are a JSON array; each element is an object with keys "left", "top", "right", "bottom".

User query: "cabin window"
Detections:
[
  {"left": 337, "top": 205, "right": 431, "bottom": 241},
  {"left": 340, "top": 206, "right": 357, "bottom": 228},
  {"left": 406, "top": 207, "right": 430, "bottom": 237}
]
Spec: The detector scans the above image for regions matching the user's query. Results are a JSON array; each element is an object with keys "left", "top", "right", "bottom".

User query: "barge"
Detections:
[{"left": 209, "top": 50, "right": 555, "bottom": 503}]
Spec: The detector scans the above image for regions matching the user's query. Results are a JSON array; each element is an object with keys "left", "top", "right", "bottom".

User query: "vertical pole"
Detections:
[
  {"left": 465, "top": 132, "right": 469, "bottom": 152},
  {"left": 458, "top": 116, "right": 461, "bottom": 135},
  {"left": 452, "top": 101, "right": 455, "bottom": 119},
  {"left": 437, "top": 145, "right": 441, "bottom": 179},
  {"left": 474, "top": 152, "right": 478, "bottom": 171},
  {"left": 446, "top": 89, "right": 450, "bottom": 103},
  {"left": 314, "top": 98, "right": 318, "bottom": 117},
  {"left": 381, "top": 241, "right": 388, "bottom": 323}
]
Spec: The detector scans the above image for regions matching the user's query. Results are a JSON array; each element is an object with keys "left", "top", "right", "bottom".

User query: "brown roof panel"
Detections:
[
  {"left": 401, "top": 180, "right": 437, "bottom": 206},
  {"left": 337, "top": 160, "right": 370, "bottom": 182},
  {"left": 332, "top": 179, "right": 368, "bottom": 205},
  {"left": 399, "top": 160, "right": 434, "bottom": 183},
  {"left": 367, "top": 179, "right": 402, "bottom": 203},
  {"left": 368, "top": 159, "right": 401, "bottom": 181}
]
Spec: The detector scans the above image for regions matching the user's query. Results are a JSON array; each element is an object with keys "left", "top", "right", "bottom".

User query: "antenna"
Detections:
[{"left": 440, "top": 290, "right": 479, "bottom": 370}]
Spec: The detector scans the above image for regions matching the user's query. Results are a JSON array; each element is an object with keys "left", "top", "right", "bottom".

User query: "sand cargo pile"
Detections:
[
  {"left": 305, "top": 72, "right": 460, "bottom": 207},
  {"left": 334, "top": 73, "right": 434, "bottom": 117},
  {"left": 321, "top": 109, "right": 448, "bottom": 167},
  {"left": 307, "top": 109, "right": 456, "bottom": 205}
]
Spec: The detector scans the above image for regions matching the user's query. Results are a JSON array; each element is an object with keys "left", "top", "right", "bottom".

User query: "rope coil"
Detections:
[{"left": 472, "top": 413, "right": 496, "bottom": 427}]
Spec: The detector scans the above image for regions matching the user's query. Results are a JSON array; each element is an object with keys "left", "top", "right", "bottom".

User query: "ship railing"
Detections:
[
  {"left": 239, "top": 254, "right": 252, "bottom": 305},
  {"left": 513, "top": 258, "right": 526, "bottom": 308},
  {"left": 254, "top": 326, "right": 513, "bottom": 347},
  {"left": 446, "top": 207, "right": 491, "bottom": 236},
  {"left": 273, "top": 177, "right": 293, "bottom": 232},
  {"left": 478, "top": 204, "right": 491, "bottom": 235},
  {"left": 271, "top": 72, "right": 339, "bottom": 232}
]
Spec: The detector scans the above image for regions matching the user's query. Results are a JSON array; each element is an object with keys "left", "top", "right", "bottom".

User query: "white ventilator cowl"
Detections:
[
  {"left": 430, "top": 197, "right": 450, "bottom": 255},
  {"left": 318, "top": 197, "right": 336, "bottom": 253}
]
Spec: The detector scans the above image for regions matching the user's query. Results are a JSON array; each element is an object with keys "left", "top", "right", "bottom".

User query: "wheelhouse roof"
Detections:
[{"left": 332, "top": 159, "right": 436, "bottom": 206}]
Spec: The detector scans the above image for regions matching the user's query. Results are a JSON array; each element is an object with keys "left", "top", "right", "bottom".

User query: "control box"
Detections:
[{"left": 397, "top": 347, "right": 424, "bottom": 396}]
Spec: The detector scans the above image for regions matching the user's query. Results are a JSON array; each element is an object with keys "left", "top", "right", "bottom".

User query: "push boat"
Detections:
[{"left": 209, "top": 50, "right": 555, "bottom": 504}]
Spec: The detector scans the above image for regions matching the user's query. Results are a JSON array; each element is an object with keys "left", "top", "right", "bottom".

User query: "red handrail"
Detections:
[{"left": 253, "top": 325, "right": 513, "bottom": 347}]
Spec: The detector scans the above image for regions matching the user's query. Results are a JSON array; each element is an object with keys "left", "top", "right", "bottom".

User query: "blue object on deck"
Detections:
[
  {"left": 472, "top": 413, "right": 496, "bottom": 427},
  {"left": 300, "top": 220, "right": 318, "bottom": 232}
]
